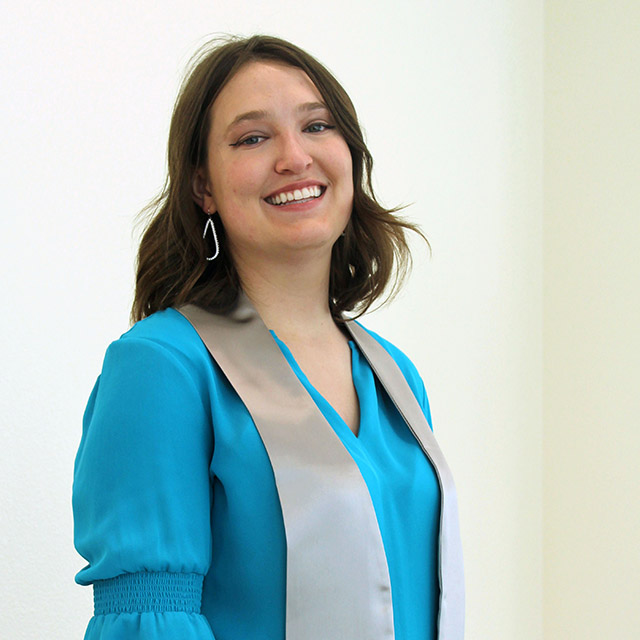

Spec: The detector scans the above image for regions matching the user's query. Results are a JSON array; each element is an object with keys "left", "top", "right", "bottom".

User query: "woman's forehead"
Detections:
[{"left": 210, "top": 61, "right": 325, "bottom": 130}]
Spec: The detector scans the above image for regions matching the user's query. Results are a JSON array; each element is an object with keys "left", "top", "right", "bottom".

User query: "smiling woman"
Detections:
[
  {"left": 192, "top": 61, "right": 354, "bottom": 266},
  {"left": 72, "top": 34, "right": 464, "bottom": 640},
  {"left": 130, "top": 35, "right": 424, "bottom": 322}
]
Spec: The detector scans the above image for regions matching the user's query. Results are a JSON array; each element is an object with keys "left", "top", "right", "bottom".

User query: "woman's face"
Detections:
[{"left": 194, "top": 60, "right": 353, "bottom": 268}]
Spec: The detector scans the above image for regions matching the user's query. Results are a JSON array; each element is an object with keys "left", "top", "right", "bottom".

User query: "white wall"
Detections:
[
  {"left": 544, "top": 2, "right": 640, "bottom": 638},
  {"left": 367, "top": 2, "right": 544, "bottom": 637},
  {"left": 0, "top": 2, "right": 543, "bottom": 638}
]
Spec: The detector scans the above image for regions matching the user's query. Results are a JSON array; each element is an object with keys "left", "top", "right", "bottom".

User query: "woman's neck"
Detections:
[{"left": 234, "top": 251, "right": 339, "bottom": 342}]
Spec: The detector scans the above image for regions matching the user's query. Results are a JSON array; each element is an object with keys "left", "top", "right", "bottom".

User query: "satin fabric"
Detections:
[
  {"left": 73, "top": 302, "right": 461, "bottom": 639},
  {"left": 178, "top": 295, "right": 464, "bottom": 639},
  {"left": 345, "top": 321, "right": 465, "bottom": 639}
]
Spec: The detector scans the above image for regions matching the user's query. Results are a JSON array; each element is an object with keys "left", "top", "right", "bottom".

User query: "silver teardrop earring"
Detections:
[{"left": 203, "top": 209, "right": 220, "bottom": 261}]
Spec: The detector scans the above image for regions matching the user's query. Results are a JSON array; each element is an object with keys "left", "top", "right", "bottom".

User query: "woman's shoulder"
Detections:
[
  {"left": 100, "top": 308, "right": 212, "bottom": 388},
  {"left": 353, "top": 322, "right": 422, "bottom": 381},
  {"left": 353, "top": 321, "right": 432, "bottom": 426},
  {"left": 120, "top": 307, "right": 203, "bottom": 352}
]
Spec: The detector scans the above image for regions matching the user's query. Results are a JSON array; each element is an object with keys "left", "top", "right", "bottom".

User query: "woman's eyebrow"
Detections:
[{"left": 224, "top": 102, "right": 329, "bottom": 135}]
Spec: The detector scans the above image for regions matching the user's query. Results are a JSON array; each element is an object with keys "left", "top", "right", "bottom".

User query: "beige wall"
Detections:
[{"left": 544, "top": 1, "right": 640, "bottom": 638}]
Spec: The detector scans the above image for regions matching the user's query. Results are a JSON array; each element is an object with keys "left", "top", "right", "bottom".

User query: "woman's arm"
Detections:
[{"left": 73, "top": 336, "right": 216, "bottom": 639}]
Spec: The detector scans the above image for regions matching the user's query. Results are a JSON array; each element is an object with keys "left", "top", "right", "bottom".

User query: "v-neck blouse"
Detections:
[{"left": 73, "top": 308, "right": 441, "bottom": 639}]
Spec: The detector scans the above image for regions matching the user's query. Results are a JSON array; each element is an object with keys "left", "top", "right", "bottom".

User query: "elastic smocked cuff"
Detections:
[{"left": 93, "top": 571, "right": 204, "bottom": 615}]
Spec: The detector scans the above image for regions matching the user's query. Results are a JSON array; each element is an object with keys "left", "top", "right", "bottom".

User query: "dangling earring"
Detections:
[{"left": 203, "top": 209, "right": 220, "bottom": 261}]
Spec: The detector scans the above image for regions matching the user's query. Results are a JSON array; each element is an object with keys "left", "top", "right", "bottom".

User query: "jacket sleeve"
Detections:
[{"left": 72, "top": 337, "right": 216, "bottom": 639}]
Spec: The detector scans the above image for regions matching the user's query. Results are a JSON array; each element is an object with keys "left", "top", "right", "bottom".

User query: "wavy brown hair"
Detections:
[{"left": 132, "top": 34, "right": 429, "bottom": 323}]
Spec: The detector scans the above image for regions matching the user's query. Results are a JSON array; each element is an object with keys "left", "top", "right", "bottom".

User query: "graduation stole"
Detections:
[{"left": 177, "top": 294, "right": 464, "bottom": 640}]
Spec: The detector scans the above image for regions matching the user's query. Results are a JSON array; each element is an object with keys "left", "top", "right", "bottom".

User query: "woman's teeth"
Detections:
[{"left": 266, "top": 185, "right": 323, "bottom": 205}]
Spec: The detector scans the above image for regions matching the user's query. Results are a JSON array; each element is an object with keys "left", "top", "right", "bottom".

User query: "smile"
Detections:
[{"left": 265, "top": 186, "right": 325, "bottom": 206}]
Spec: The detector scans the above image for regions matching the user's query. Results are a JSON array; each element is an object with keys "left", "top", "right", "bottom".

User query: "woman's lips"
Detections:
[{"left": 264, "top": 186, "right": 326, "bottom": 208}]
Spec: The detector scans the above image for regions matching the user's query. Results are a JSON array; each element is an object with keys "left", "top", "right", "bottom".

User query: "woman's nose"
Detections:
[{"left": 274, "top": 132, "right": 313, "bottom": 174}]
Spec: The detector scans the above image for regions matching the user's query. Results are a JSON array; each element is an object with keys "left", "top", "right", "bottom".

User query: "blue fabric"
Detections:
[
  {"left": 73, "top": 308, "right": 440, "bottom": 639},
  {"left": 93, "top": 572, "right": 203, "bottom": 615}
]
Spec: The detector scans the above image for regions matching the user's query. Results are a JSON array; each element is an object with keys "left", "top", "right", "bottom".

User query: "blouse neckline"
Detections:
[{"left": 269, "top": 330, "right": 364, "bottom": 441}]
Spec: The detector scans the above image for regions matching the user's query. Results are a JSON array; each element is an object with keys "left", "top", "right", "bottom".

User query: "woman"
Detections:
[{"left": 73, "top": 35, "right": 464, "bottom": 640}]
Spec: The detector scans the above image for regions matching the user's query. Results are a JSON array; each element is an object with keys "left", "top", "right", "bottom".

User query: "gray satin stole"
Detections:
[{"left": 177, "top": 296, "right": 464, "bottom": 640}]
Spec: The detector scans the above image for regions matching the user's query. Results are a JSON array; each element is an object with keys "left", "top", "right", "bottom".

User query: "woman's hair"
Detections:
[{"left": 131, "top": 34, "right": 428, "bottom": 323}]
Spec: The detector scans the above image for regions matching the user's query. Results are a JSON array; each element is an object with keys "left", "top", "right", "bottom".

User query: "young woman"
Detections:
[{"left": 73, "top": 34, "right": 464, "bottom": 640}]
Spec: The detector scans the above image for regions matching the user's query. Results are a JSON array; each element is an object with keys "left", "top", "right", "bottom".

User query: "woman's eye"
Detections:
[
  {"left": 305, "top": 122, "right": 335, "bottom": 133},
  {"left": 232, "top": 135, "right": 266, "bottom": 147}
]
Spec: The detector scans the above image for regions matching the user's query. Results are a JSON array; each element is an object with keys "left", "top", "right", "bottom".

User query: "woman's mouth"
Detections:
[{"left": 265, "top": 185, "right": 325, "bottom": 206}]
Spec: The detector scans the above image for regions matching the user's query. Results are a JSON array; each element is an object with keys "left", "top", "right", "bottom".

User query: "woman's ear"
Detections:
[{"left": 192, "top": 169, "right": 216, "bottom": 213}]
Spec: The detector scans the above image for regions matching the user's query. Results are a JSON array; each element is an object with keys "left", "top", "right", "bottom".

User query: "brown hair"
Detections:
[{"left": 131, "top": 34, "right": 429, "bottom": 323}]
